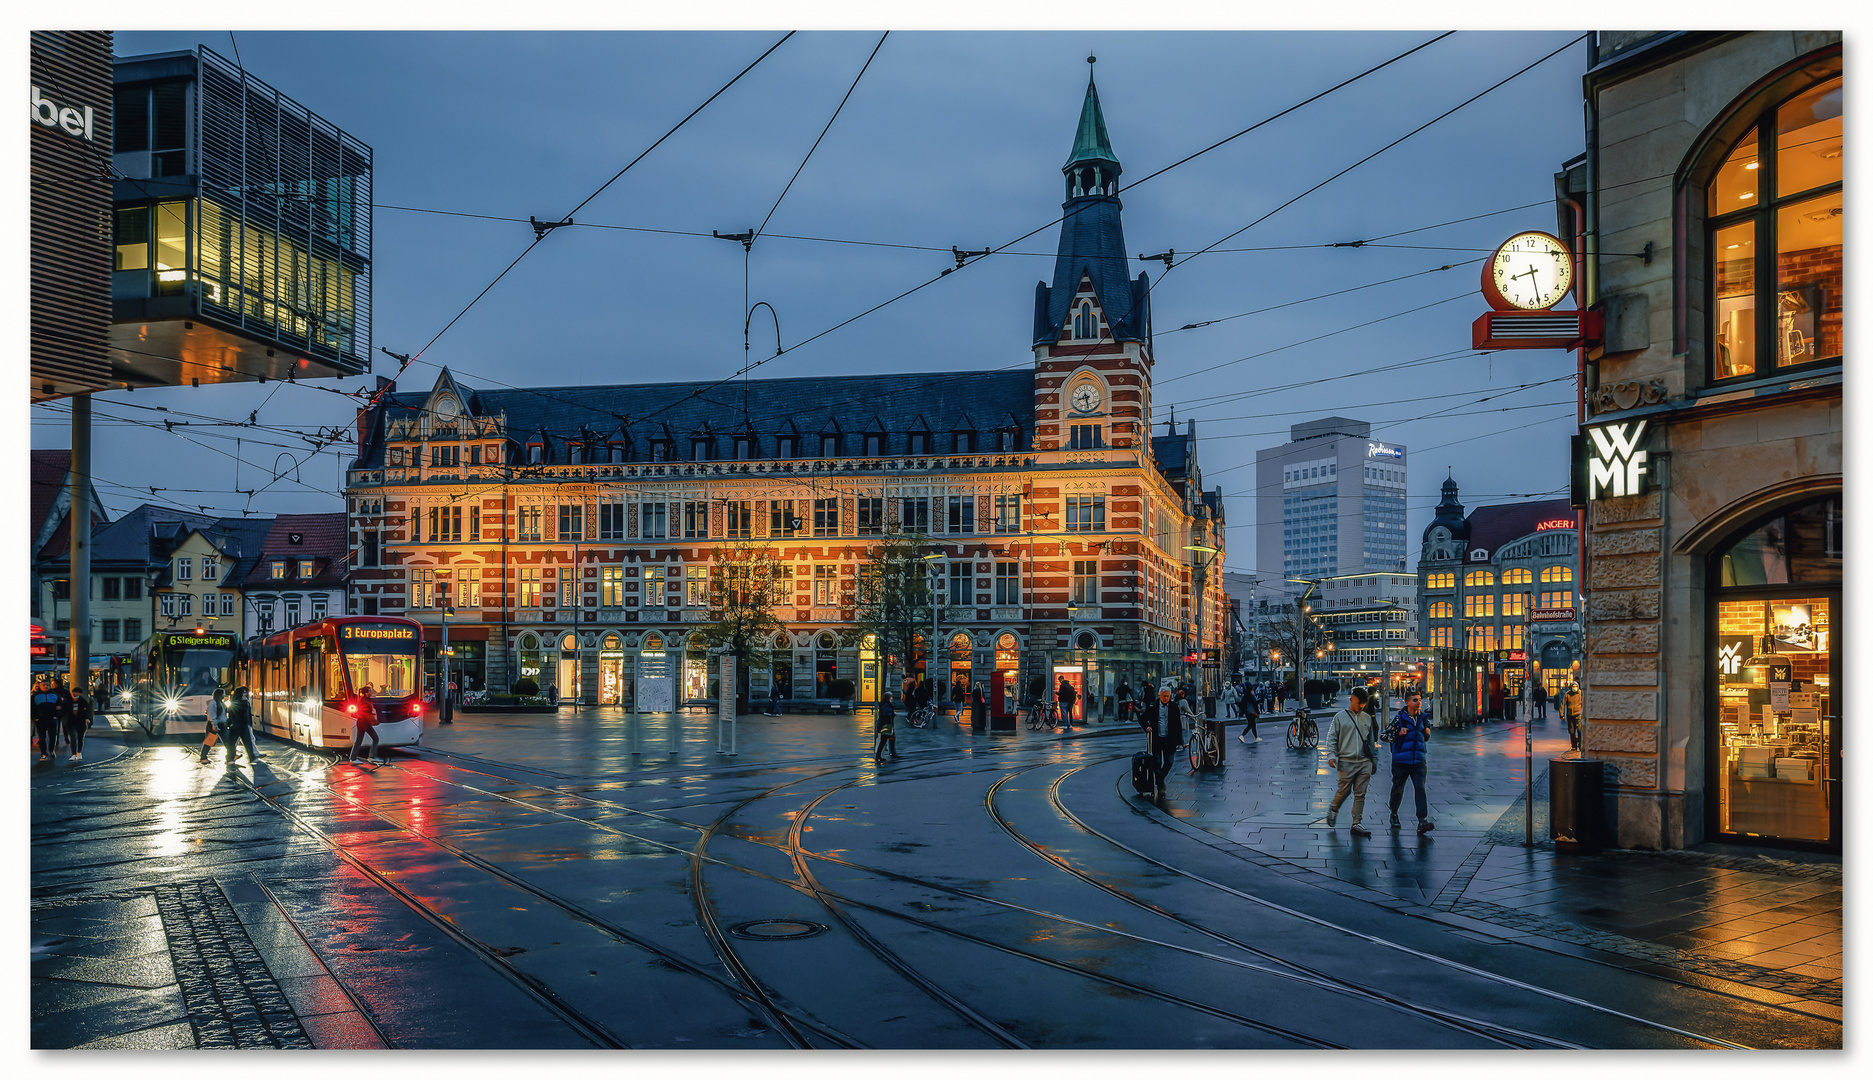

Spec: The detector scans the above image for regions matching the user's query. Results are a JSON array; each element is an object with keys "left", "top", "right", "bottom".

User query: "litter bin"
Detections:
[
  {"left": 1550, "top": 756, "right": 1604, "bottom": 851},
  {"left": 1204, "top": 695, "right": 1218, "bottom": 719},
  {"left": 1204, "top": 718, "right": 1227, "bottom": 765}
]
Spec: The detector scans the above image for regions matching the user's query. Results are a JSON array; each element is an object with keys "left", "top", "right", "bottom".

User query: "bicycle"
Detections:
[
  {"left": 906, "top": 704, "right": 936, "bottom": 729},
  {"left": 1285, "top": 707, "right": 1318, "bottom": 751},
  {"left": 1026, "top": 700, "right": 1058, "bottom": 730},
  {"left": 1187, "top": 721, "right": 1222, "bottom": 770}
]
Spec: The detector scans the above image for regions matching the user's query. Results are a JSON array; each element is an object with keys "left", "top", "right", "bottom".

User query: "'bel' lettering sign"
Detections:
[
  {"left": 30, "top": 85, "right": 97, "bottom": 141},
  {"left": 1584, "top": 420, "right": 1649, "bottom": 500}
]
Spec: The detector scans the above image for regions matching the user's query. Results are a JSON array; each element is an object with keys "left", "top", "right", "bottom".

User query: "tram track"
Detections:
[
  {"left": 369, "top": 742, "right": 1619, "bottom": 1047},
  {"left": 1047, "top": 758, "right": 1767, "bottom": 1049},
  {"left": 233, "top": 753, "right": 865, "bottom": 1049},
  {"left": 981, "top": 761, "right": 1579, "bottom": 1049},
  {"left": 236, "top": 738, "right": 1798, "bottom": 1050},
  {"left": 370, "top": 747, "right": 1347, "bottom": 1046}
]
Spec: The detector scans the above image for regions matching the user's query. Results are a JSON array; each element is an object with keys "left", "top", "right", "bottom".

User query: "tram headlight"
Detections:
[{"left": 161, "top": 697, "right": 181, "bottom": 713}]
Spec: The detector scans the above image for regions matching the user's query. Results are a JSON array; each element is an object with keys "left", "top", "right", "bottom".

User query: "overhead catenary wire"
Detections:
[
  {"left": 243, "top": 32, "right": 799, "bottom": 504},
  {"left": 1149, "top": 32, "right": 1590, "bottom": 296}
]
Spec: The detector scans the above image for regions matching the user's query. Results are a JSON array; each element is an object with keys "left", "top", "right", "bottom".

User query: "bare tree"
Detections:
[
  {"left": 691, "top": 541, "right": 789, "bottom": 712},
  {"left": 850, "top": 532, "right": 936, "bottom": 693},
  {"left": 1251, "top": 599, "right": 1329, "bottom": 703}
]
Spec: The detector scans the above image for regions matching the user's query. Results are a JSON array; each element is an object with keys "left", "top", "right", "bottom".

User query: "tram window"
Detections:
[
  {"left": 346, "top": 652, "right": 415, "bottom": 699},
  {"left": 324, "top": 652, "right": 346, "bottom": 703}
]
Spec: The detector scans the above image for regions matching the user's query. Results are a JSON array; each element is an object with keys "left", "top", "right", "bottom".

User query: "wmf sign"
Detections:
[{"left": 1571, "top": 420, "right": 1651, "bottom": 505}]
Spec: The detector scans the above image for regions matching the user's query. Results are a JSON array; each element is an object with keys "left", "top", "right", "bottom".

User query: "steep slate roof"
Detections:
[
  {"left": 243, "top": 514, "right": 349, "bottom": 588},
  {"left": 65, "top": 504, "right": 273, "bottom": 587},
  {"left": 1034, "top": 206, "right": 1151, "bottom": 347},
  {"left": 1152, "top": 430, "right": 1190, "bottom": 477},
  {"left": 1465, "top": 499, "right": 1578, "bottom": 557},
  {"left": 366, "top": 368, "right": 1035, "bottom": 467},
  {"left": 1032, "top": 70, "right": 1150, "bottom": 347}
]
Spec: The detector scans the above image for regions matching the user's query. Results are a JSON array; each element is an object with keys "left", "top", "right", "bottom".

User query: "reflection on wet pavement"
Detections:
[{"left": 30, "top": 707, "right": 1840, "bottom": 1048}]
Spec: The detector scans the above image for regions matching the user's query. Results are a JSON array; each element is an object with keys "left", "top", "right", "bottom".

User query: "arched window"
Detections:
[
  {"left": 1428, "top": 601, "right": 1454, "bottom": 620},
  {"left": 1700, "top": 71, "right": 1841, "bottom": 382},
  {"left": 1464, "top": 570, "right": 1494, "bottom": 588},
  {"left": 1073, "top": 301, "right": 1097, "bottom": 340},
  {"left": 1540, "top": 565, "right": 1574, "bottom": 584},
  {"left": 642, "top": 632, "right": 663, "bottom": 651},
  {"left": 1502, "top": 568, "right": 1533, "bottom": 585}
]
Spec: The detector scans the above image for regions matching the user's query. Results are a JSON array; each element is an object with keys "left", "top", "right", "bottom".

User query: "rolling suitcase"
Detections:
[{"left": 1132, "top": 752, "right": 1158, "bottom": 795}]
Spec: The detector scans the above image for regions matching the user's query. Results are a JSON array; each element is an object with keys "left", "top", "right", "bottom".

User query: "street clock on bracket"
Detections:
[
  {"left": 1470, "top": 230, "right": 1602, "bottom": 351},
  {"left": 1482, "top": 231, "right": 1573, "bottom": 311}
]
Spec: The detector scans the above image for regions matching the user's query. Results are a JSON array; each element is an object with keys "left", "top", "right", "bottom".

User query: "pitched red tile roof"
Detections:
[
  {"left": 31, "top": 449, "right": 71, "bottom": 543},
  {"left": 242, "top": 513, "right": 350, "bottom": 587}
]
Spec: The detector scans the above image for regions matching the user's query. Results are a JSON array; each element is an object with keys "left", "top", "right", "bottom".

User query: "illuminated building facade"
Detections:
[{"left": 342, "top": 72, "right": 1227, "bottom": 711}]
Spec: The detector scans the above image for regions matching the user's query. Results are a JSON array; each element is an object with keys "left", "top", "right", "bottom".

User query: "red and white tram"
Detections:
[{"left": 244, "top": 617, "right": 427, "bottom": 751}]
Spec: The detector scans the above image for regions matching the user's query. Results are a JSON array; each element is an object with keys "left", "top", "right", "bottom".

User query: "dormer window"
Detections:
[
  {"left": 609, "top": 443, "right": 626, "bottom": 464},
  {"left": 818, "top": 433, "right": 839, "bottom": 457},
  {"left": 776, "top": 435, "right": 796, "bottom": 458},
  {"left": 908, "top": 432, "right": 928, "bottom": 455},
  {"left": 569, "top": 444, "right": 584, "bottom": 465},
  {"left": 528, "top": 443, "right": 543, "bottom": 465},
  {"left": 299, "top": 559, "right": 315, "bottom": 578},
  {"left": 650, "top": 441, "right": 669, "bottom": 462},
  {"left": 953, "top": 431, "right": 974, "bottom": 454},
  {"left": 270, "top": 561, "right": 286, "bottom": 580},
  {"left": 864, "top": 433, "right": 883, "bottom": 457},
  {"left": 734, "top": 436, "right": 752, "bottom": 460},
  {"left": 1073, "top": 300, "right": 1097, "bottom": 340},
  {"left": 998, "top": 429, "right": 1017, "bottom": 452},
  {"left": 692, "top": 437, "right": 712, "bottom": 461}
]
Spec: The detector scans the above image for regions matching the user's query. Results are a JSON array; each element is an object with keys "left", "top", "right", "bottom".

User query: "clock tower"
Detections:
[{"left": 1031, "top": 60, "right": 1153, "bottom": 454}]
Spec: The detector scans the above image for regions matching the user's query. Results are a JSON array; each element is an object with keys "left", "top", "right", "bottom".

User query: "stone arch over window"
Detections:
[
  {"left": 1073, "top": 300, "right": 1097, "bottom": 340},
  {"left": 642, "top": 632, "right": 664, "bottom": 651},
  {"left": 1677, "top": 47, "right": 1842, "bottom": 383},
  {"left": 602, "top": 632, "right": 621, "bottom": 650},
  {"left": 817, "top": 631, "right": 838, "bottom": 650},
  {"left": 518, "top": 631, "right": 539, "bottom": 650}
]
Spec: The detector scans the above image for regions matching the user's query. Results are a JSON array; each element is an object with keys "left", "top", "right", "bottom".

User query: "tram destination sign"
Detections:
[{"left": 165, "top": 633, "right": 237, "bottom": 650}]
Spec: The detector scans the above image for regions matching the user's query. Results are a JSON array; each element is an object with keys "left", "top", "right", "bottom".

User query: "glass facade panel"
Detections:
[
  {"left": 1708, "top": 128, "right": 1760, "bottom": 210},
  {"left": 1775, "top": 78, "right": 1842, "bottom": 198},
  {"left": 1712, "top": 219, "right": 1758, "bottom": 379},
  {"left": 1714, "top": 597, "right": 1832, "bottom": 843},
  {"left": 1775, "top": 191, "right": 1843, "bottom": 366}
]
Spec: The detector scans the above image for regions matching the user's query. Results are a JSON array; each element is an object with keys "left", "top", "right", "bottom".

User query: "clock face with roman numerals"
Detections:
[{"left": 1487, "top": 231, "right": 1573, "bottom": 310}]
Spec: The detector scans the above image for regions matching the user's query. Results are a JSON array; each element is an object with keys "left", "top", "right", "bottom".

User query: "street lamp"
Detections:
[
  {"left": 1184, "top": 543, "right": 1220, "bottom": 695},
  {"left": 437, "top": 584, "right": 455, "bottom": 724},
  {"left": 921, "top": 552, "right": 944, "bottom": 703}
]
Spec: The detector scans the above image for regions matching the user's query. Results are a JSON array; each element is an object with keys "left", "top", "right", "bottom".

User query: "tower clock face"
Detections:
[
  {"left": 1070, "top": 384, "right": 1101, "bottom": 413},
  {"left": 1485, "top": 231, "right": 1573, "bottom": 310}
]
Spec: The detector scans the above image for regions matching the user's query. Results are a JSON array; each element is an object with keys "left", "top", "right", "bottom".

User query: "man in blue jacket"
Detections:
[{"left": 1385, "top": 689, "right": 1435, "bottom": 834}]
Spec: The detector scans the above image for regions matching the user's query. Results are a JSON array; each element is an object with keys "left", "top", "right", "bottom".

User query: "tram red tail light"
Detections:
[
  {"left": 409, "top": 701, "right": 423, "bottom": 717},
  {"left": 346, "top": 702, "right": 359, "bottom": 715}
]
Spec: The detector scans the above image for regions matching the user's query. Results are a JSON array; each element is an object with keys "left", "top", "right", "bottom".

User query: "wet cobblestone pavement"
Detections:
[{"left": 29, "top": 707, "right": 1842, "bottom": 1048}]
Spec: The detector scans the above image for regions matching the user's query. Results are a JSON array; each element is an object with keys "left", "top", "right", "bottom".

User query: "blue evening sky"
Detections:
[{"left": 36, "top": 28, "right": 1597, "bottom": 580}]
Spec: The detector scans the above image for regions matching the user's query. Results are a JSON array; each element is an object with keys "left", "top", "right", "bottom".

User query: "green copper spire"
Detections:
[{"left": 1065, "top": 56, "right": 1119, "bottom": 172}]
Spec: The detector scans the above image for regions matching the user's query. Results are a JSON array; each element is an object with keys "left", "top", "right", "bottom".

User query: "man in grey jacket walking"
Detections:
[{"left": 1325, "top": 685, "right": 1379, "bottom": 837}]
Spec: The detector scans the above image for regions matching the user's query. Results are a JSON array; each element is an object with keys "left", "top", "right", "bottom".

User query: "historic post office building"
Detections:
[{"left": 342, "top": 73, "right": 1227, "bottom": 711}]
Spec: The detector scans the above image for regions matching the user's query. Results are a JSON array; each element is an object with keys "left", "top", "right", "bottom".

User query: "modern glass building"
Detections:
[
  {"left": 110, "top": 46, "right": 371, "bottom": 387},
  {"left": 1254, "top": 416, "right": 1408, "bottom": 594}
]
